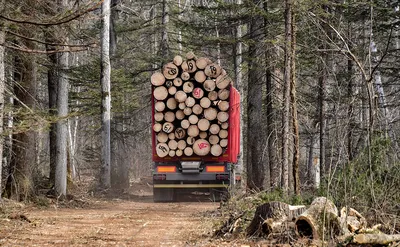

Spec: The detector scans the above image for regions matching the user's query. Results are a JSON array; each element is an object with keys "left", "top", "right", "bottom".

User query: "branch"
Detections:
[
  {"left": 0, "top": 43, "right": 94, "bottom": 54},
  {"left": 0, "top": 0, "right": 103, "bottom": 26},
  {"left": 6, "top": 30, "right": 97, "bottom": 48}
]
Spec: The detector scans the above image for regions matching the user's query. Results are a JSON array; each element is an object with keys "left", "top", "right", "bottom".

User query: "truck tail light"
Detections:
[
  {"left": 157, "top": 166, "right": 177, "bottom": 173},
  {"left": 206, "top": 166, "right": 225, "bottom": 173}
]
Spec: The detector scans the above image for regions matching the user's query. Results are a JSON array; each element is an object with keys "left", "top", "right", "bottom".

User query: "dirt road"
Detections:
[{"left": 0, "top": 195, "right": 220, "bottom": 247}]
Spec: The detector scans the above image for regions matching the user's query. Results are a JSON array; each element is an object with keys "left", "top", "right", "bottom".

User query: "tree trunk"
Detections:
[
  {"left": 101, "top": 0, "right": 112, "bottom": 189},
  {"left": 160, "top": 0, "right": 169, "bottom": 58},
  {"left": 281, "top": 0, "right": 292, "bottom": 192},
  {"left": 55, "top": 31, "right": 69, "bottom": 196},
  {"left": 0, "top": 14, "right": 5, "bottom": 200},
  {"left": 246, "top": 1, "right": 265, "bottom": 191},
  {"left": 289, "top": 7, "right": 300, "bottom": 195},
  {"left": 7, "top": 47, "right": 37, "bottom": 200}
]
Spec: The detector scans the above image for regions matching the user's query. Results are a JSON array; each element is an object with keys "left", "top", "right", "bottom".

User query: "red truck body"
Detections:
[{"left": 151, "top": 86, "right": 240, "bottom": 163}]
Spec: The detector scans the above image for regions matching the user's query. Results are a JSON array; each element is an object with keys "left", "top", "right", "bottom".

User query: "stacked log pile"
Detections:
[{"left": 152, "top": 52, "right": 233, "bottom": 158}]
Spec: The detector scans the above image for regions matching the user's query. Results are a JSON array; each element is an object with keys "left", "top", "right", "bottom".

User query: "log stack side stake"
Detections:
[{"left": 152, "top": 53, "right": 233, "bottom": 157}]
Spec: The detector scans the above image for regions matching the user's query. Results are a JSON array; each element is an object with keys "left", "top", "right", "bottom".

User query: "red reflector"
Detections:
[
  {"left": 206, "top": 166, "right": 225, "bottom": 173},
  {"left": 157, "top": 166, "right": 176, "bottom": 173}
]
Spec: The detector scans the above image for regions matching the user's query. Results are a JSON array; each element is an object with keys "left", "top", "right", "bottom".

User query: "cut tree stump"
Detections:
[{"left": 247, "top": 201, "right": 306, "bottom": 237}]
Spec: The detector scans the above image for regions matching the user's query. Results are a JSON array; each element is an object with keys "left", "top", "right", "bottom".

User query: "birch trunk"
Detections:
[{"left": 101, "top": 0, "right": 112, "bottom": 189}]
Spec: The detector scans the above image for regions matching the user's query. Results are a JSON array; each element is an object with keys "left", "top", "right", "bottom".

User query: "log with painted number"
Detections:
[{"left": 151, "top": 52, "right": 240, "bottom": 160}]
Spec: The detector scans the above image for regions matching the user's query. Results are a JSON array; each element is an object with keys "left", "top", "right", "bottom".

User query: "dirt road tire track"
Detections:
[{"left": 0, "top": 196, "right": 219, "bottom": 247}]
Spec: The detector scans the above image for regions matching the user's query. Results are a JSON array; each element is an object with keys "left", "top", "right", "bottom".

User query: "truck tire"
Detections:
[{"left": 153, "top": 188, "right": 175, "bottom": 202}]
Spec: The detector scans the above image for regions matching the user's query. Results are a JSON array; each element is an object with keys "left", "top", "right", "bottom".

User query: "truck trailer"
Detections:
[{"left": 151, "top": 55, "right": 240, "bottom": 202}]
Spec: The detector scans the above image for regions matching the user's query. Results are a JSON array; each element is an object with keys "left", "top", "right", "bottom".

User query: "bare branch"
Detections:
[
  {"left": 0, "top": 43, "right": 94, "bottom": 54},
  {"left": 6, "top": 30, "right": 97, "bottom": 48},
  {"left": 0, "top": 0, "right": 103, "bottom": 26}
]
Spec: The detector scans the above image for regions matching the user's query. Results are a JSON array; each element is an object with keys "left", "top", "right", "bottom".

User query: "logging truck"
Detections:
[{"left": 151, "top": 53, "right": 241, "bottom": 202}]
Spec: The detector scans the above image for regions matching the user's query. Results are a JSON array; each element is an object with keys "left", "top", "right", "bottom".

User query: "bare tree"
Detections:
[
  {"left": 246, "top": 0, "right": 264, "bottom": 191},
  {"left": 100, "top": 0, "right": 112, "bottom": 189},
  {"left": 0, "top": 0, "right": 5, "bottom": 200},
  {"left": 281, "top": 0, "right": 292, "bottom": 192}
]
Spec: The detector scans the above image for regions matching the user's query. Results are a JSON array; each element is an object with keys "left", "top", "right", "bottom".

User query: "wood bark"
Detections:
[
  {"left": 7, "top": 41, "right": 37, "bottom": 200},
  {"left": 247, "top": 201, "right": 306, "bottom": 237},
  {"left": 295, "top": 197, "right": 342, "bottom": 240},
  {"left": 0, "top": 15, "right": 4, "bottom": 199},
  {"left": 281, "top": 0, "right": 292, "bottom": 192},
  {"left": 55, "top": 38, "right": 69, "bottom": 196},
  {"left": 246, "top": 3, "right": 265, "bottom": 190}
]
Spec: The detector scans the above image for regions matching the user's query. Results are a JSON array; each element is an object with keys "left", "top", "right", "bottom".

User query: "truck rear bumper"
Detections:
[{"left": 153, "top": 183, "right": 228, "bottom": 188}]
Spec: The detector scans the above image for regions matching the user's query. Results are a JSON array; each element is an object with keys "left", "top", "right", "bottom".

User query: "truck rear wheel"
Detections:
[{"left": 153, "top": 188, "right": 175, "bottom": 202}]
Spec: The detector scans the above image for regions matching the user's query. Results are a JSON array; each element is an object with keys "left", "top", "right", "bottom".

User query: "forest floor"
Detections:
[{"left": 0, "top": 177, "right": 256, "bottom": 247}]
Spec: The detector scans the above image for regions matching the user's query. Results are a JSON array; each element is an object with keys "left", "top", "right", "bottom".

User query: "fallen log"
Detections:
[
  {"left": 352, "top": 234, "right": 400, "bottom": 245},
  {"left": 295, "top": 197, "right": 342, "bottom": 240}
]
